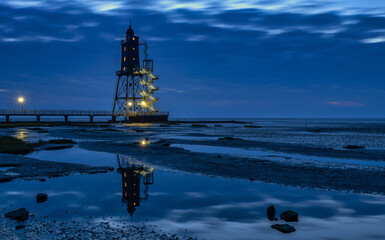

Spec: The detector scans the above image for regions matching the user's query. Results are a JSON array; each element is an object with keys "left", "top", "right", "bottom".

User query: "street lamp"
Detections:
[{"left": 18, "top": 97, "right": 25, "bottom": 112}]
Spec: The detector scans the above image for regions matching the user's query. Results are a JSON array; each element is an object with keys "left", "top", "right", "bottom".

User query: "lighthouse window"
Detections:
[
  {"left": 124, "top": 57, "right": 126, "bottom": 61},
  {"left": 124, "top": 47, "right": 126, "bottom": 51},
  {"left": 123, "top": 67, "right": 126, "bottom": 71}
]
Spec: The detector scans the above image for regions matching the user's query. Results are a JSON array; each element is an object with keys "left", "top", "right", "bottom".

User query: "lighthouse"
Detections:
[{"left": 112, "top": 24, "right": 168, "bottom": 122}]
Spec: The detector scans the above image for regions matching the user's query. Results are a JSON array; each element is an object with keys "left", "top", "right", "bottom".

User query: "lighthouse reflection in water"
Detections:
[{"left": 116, "top": 154, "right": 154, "bottom": 217}]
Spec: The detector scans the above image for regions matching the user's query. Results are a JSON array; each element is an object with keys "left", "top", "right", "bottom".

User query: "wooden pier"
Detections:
[{"left": 0, "top": 109, "right": 169, "bottom": 123}]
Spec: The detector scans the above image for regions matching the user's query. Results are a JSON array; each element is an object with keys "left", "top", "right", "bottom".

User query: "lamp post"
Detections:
[{"left": 18, "top": 97, "right": 24, "bottom": 113}]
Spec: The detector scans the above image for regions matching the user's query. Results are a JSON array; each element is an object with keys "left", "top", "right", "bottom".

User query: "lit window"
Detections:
[
  {"left": 133, "top": 58, "right": 135, "bottom": 61},
  {"left": 124, "top": 47, "right": 126, "bottom": 51},
  {"left": 124, "top": 57, "right": 126, "bottom": 61},
  {"left": 124, "top": 182, "right": 127, "bottom": 187},
  {"left": 133, "top": 68, "right": 135, "bottom": 70},
  {"left": 123, "top": 67, "right": 126, "bottom": 71},
  {"left": 132, "top": 37, "right": 135, "bottom": 40},
  {"left": 133, "top": 203, "right": 136, "bottom": 206},
  {"left": 133, "top": 48, "right": 135, "bottom": 50},
  {"left": 124, "top": 173, "right": 126, "bottom": 177}
]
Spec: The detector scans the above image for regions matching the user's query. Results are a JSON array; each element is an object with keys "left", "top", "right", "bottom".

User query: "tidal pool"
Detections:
[{"left": 0, "top": 147, "right": 383, "bottom": 239}]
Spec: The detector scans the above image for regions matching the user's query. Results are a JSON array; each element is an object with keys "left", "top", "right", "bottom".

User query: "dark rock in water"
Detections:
[
  {"left": 218, "top": 137, "right": 242, "bottom": 141},
  {"left": 217, "top": 155, "right": 222, "bottom": 158},
  {"left": 249, "top": 178, "right": 255, "bottom": 181},
  {"left": 280, "top": 210, "right": 298, "bottom": 222},
  {"left": 42, "top": 145, "right": 73, "bottom": 151},
  {"left": 39, "top": 179, "right": 46, "bottom": 182},
  {"left": 344, "top": 145, "right": 364, "bottom": 149},
  {"left": 36, "top": 193, "right": 48, "bottom": 203},
  {"left": 271, "top": 224, "right": 296, "bottom": 233},
  {"left": 5, "top": 208, "right": 29, "bottom": 221},
  {"left": 267, "top": 205, "right": 276, "bottom": 221},
  {"left": 15, "top": 225, "right": 26, "bottom": 230},
  {"left": 191, "top": 124, "right": 207, "bottom": 128},
  {"left": 244, "top": 125, "right": 262, "bottom": 128}
]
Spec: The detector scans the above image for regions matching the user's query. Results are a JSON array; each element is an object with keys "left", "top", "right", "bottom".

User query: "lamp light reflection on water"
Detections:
[{"left": 14, "top": 129, "right": 29, "bottom": 140}]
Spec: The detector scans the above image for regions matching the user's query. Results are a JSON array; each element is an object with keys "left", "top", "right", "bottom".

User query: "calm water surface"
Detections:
[{"left": 0, "top": 146, "right": 384, "bottom": 240}]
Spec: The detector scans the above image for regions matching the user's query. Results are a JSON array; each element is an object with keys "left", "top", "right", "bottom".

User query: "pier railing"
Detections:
[{"left": 0, "top": 109, "right": 169, "bottom": 117}]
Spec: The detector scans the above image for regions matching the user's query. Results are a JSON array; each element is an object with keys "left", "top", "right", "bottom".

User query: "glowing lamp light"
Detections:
[
  {"left": 18, "top": 97, "right": 24, "bottom": 103},
  {"left": 140, "top": 140, "right": 147, "bottom": 146},
  {"left": 141, "top": 100, "right": 146, "bottom": 106},
  {"left": 127, "top": 101, "right": 133, "bottom": 107}
]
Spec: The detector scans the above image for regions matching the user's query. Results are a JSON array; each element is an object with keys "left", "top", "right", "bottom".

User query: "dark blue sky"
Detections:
[{"left": 0, "top": 0, "right": 384, "bottom": 118}]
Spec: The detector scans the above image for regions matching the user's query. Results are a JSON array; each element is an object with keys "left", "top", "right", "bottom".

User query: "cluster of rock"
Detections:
[
  {"left": 4, "top": 193, "right": 48, "bottom": 229},
  {"left": 2, "top": 192, "right": 194, "bottom": 239},
  {"left": 267, "top": 205, "right": 298, "bottom": 233}
]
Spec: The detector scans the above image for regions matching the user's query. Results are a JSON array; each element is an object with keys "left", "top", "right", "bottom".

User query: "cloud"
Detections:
[
  {"left": 362, "top": 36, "right": 385, "bottom": 43},
  {"left": 0, "top": 0, "right": 384, "bottom": 117},
  {"left": 327, "top": 101, "right": 366, "bottom": 107},
  {"left": 1, "top": 35, "right": 83, "bottom": 43},
  {"left": 159, "top": 88, "right": 184, "bottom": 93}
]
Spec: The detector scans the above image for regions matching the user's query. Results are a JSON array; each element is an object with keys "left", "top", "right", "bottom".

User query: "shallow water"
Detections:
[
  {"left": 2, "top": 119, "right": 385, "bottom": 239},
  {"left": 0, "top": 147, "right": 384, "bottom": 239},
  {"left": 171, "top": 143, "right": 385, "bottom": 168}
]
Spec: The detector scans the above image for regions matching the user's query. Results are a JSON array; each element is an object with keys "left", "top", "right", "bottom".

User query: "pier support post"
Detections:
[
  {"left": 90, "top": 116, "right": 94, "bottom": 123},
  {"left": 64, "top": 115, "right": 68, "bottom": 123},
  {"left": 5, "top": 115, "right": 10, "bottom": 123},
  {"left": 36, "top": 115, "right": 40, "bottom": 123}
]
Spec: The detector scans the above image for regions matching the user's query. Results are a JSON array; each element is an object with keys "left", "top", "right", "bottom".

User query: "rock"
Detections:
[
  {"left": 271, "top": 224, "right": 296, "bottom": 233},
  {"left": 36, "top": 193, "right": 48, "bottom": 203},
  {"left": 343, "top": 145, "right": 364, "bottom": 149},
  {"left": 15, "top": 225, "right": 26, "bottom": 230},
  {"left": 244, "top": 125, "right": 262, "bottom": 128},
  {"left": 5, "top": 208, "right": 29, "bottom": 221},
  {"left": 218, "top": 137, "right": 242, "bottom": 141},
  {"left": 280, "top": 210, "right": 298, "bottom": 222},
  {"left": 266, "top": 205, "right": 276, "bottom": 221}
]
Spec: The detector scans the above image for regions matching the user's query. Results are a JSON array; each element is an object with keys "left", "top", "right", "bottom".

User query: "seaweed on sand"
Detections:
[{"left": 0, "top": 136, "right": 76, "bottom": 155}]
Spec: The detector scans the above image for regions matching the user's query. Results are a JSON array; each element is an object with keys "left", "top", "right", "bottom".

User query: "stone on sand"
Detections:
[
  {"left": 271, "top": 224, "right": 296, "bottom": 233},
  {"left": 36, "top": 193, "right": 48, "bottom": 203},
  {"left": 266, "top": 205, "right": 276, "bottom": 221},
  {"left": 280, "top": 210, "right": 298, "bottom": 222},
  {"left": 5, "top": 208, "right": 29, "bottom": 221}
]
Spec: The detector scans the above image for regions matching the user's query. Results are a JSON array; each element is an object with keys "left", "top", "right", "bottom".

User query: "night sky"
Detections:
[{"left": 0, "top": 0, "right": 384, "bottom": 118}]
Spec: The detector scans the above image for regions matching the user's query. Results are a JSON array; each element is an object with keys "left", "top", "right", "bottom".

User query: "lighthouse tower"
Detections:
[{"left": 112, "top": 24, "right": 166, "bottom": 121}]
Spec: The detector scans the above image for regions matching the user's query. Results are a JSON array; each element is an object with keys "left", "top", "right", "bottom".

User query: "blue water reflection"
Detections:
[{"left": 0, "top": 147, "right": 384, "bottom": 239}]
